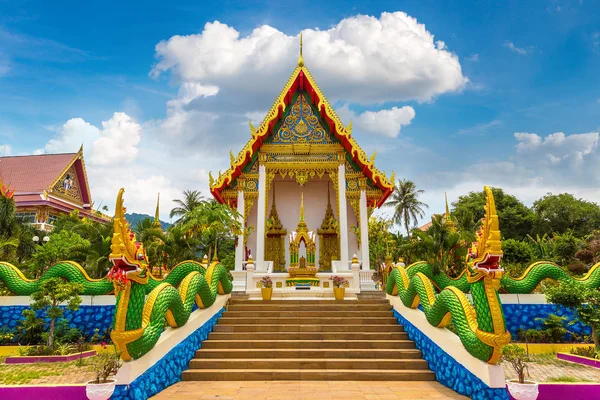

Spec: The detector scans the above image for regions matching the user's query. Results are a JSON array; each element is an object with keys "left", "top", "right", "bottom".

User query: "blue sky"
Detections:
[{"left": 1, "top": 0, "right": 599, "bottom": 223}]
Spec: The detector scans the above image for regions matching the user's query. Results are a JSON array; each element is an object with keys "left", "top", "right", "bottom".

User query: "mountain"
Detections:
[{"left": 125, "top": 213, "right": 171, "bottom": 230}]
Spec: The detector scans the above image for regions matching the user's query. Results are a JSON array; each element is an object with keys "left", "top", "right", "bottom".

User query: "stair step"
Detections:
[
  {"left": 201, "top": 339, "right": 415, "bottom": 349},
  {"left": 194, "top": 348, "right": 423, "bottom": 359},
  {"left": 208, "top": 331, "right": 409, "bottom": 340},
  {"left": 181, "top": 369, "right": 436, "bottom": 381},
  {"left": 227, "top": 304, "right": 392, "bottom": 312},
  {"left": 212, "top": 324, "right": 404, "bottom": 333},
  {"left": 223, "top": 310, "right": 393, "bottom": 317},
  {"left": 218, "top": 317, "right": 397, "bottom": 325},
  {"left": 188, "top": 358, "right": 430, "bottom": 370},
  {"left": 228, "top": 299, "right": 389, "bottom": 305}
]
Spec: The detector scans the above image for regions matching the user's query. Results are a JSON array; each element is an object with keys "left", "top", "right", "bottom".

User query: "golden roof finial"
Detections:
[
  {"left": 152, "top": 193, "right": 162, "bottom": 229},
  {"left": 445, "top": 192, "right": 456, "bottom": 232},
  {"left": 298, "top": 31, "right": 304, "bottom": 67}
]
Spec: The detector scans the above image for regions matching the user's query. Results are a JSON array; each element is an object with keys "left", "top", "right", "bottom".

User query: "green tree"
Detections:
[
  {"left": 546, "top": 283, "right": 600, "bottom": 349},
  {"left": 452, "top": 188, "right": 534, "bottom": 240},
  {"left": 31, "top": 230, "right": 90, "bottom": 277},
  {"left": 29, "top": 277, "right": 83, "bottom": 348},
  {"left": 411, "top": 215, "right": 463, "bottom": 276},
  {"left": 385, "top": 179, "right": 428, "bottom": 236},
  {"left": 368, "top": 216, "right": 395, "bottom": 268},
  {"left": 553, "top": 231, "right": 581, "bottom": 265},
  {"left": 182, "top": 200, "right": 241, "bottom": 261},
  {"left": 502, "top": 239, "right": 533, "bottom": 264},
  {"left": 169, "top": 190, "right": 204, "bottom": 222},
  {"left": 533, "top": 193, "right": 600, "bottom": 238}
]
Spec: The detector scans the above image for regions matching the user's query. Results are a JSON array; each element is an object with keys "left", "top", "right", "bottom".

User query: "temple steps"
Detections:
[
  {"left": 218, "top": 317, "right": 398, "bottom": 325},
  {"left": 184, "top": 298, "right": 433, "bottom": 381},
  {"left": 208, "top": 331, "right": 409, "bottom": 341},
  {"left": 201, "top": 339, "right": 415, "bottom": 349},
  {"left": 181, "top": 369, "right": 436, "bottom": 381},
  {"left": 212, "top": 324, "right": 403, "bottom": 333},
  {"left": 188, "top": 358, "right": 429, "bottom": 370}
]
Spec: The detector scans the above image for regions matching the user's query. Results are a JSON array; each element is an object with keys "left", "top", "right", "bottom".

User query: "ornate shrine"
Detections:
[{"left": 209, "top": 35, "right": 395, "bottom": 296}]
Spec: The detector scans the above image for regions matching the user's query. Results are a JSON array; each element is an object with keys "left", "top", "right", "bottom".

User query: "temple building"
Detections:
[
  {"left": 209, "top": 38, "right": 394, "bottom": 295},
  {"left": 0, "top": 147, "right": 110, "bottom": 230}
]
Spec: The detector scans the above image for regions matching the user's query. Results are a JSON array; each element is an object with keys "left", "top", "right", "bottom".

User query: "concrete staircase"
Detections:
[{"left": 182, "top": 298, "right": 435, "bottom": 381}]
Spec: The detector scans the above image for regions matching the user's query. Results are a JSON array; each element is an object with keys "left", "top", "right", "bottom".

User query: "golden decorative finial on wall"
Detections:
[
  {"left": 300, "top": 192, "right": 305, "bottom": 221},
  {"left": 298, "top": 32, "right": 304, "bottom": 67}
]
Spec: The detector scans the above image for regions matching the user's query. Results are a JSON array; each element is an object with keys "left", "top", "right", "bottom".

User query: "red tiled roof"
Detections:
[
  {"left": 13, "top": 194, "right": 44, "bottom": 202},
  {"left": 0, "top": 153, "right": 76, "bottom": 192}
]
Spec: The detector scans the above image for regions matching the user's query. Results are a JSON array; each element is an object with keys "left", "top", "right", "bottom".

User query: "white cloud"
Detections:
[
  {"left": 151, "top": 12, "right": 468, "bottom": 103},
  {"left": 503, "top": 41, "right": 533, "bottom": 55},
  {"left": 44, "top": 118, "right": 100, "bottom": 154},
  {"left": 457, "top": 119, "right": 501, "bottom": 136},
  {"left": 0, "top": 144, "right": 11, "bottom": 156},
  {"left": 466, "top": 53, "right": 479, "bottom": 62},
  {"left": 353, "top": 106, "right": 416, "bottom": 138},
  {"left": 91, "top": 112, "right": 142, "bottom": 165},
  {"left": 514, "top": 131, "right": 599, "bottom": 164}
]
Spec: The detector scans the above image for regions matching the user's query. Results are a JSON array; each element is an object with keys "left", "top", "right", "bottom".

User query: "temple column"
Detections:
[
  {"left": 359, "top": 188, "right": 370, "bottom": 271},
  {"left": 338, "top": 163, "right": 349, "bottom": 270},
  {"left": 256, "top": 164, "right": 267, "bottom": 268},
  {"left": 234, "top": 189, "right": 245, "bottom": 272}
]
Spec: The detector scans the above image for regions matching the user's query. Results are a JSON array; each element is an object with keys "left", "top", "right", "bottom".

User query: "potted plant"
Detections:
[
  {"left": 86, "top": 344, "right": 122, "bottom": 400},
  {"left": 330, "top": 275, "right": 349, "bottom": 300},
  {"left": 260, "top": 276, "right": 273, "bottom": 301},
  {"left": 501, "top": 344, "right": 538, "bottom": 400}
]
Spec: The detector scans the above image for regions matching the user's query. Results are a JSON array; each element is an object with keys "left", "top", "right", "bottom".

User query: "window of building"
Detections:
[
  {"left": 48, "top": 214, "right": 58, "bottom": 225},
  {"left": 16, "top": 212, "right": 37, "bottom": 224}
]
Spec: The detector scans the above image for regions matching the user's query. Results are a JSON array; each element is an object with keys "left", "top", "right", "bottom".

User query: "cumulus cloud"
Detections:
[
  {"left": 91, "top": 112, "right": 142, "bottom": 165},
  {"left": 338, "top": 105, "right": 416, "bottom": 138},
  {"left": 514, "top": 131, "right": 599, "bottom": 166},
  {"left": 44, "top": 118, "right": 100, "bottom": 154},
  {"left": 151, "top": 12, "right": 468, "bottom": 103}
]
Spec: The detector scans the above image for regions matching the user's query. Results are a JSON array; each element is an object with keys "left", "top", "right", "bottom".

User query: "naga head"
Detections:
[
  {"left": 466, "top": 186, "right": 503, "bottom": 279},
  {"left": 108, "top": 188, "right": 149, "bottom": 289}
]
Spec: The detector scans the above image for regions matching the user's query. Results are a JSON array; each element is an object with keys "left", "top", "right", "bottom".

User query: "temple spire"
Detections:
[
  {"left": 298, "top": 32, "right": 304, "bottom": 67},
  {"left": 445, "top": 192, "right": 456, "bottom": 232},
  {"left": 152, "top": 193, "right": 162, "bottom": 229}
]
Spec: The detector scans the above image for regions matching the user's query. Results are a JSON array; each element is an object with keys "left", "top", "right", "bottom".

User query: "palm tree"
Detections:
[
  {"left": 170, "top": 190, "right": 204, "bottom": 222},
  {"left": 385, "top": 179, "right": 428, "bottom": 236},
  {"left": 411, "top": 215, "right": 462, "bottom": 275}
]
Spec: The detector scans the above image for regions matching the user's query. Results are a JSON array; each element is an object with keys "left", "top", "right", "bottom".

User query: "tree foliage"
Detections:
[
  {"left": 385, "top": 179, "right": 428, "bottom": 236},
  {"left": 533, "top": 193, "right": 600, "bottom": 238}
]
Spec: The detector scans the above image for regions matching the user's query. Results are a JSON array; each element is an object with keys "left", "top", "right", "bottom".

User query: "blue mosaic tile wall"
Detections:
[
  {"left": 0, "top": 305, "right": 114, "bottom": 338},
  {"left": 393, "top": 310, "right": 509, "bottom": 400},
  {"left": 111, "top": 308, "right": 224, "bottom": 400},
  {"left": 502, "top": 303, "right": 591, "bottom": 338}
]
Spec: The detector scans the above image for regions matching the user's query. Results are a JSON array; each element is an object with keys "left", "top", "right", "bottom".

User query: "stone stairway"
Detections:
[{"left": 182, "top": 298, "right": 435, "bottom": 381}]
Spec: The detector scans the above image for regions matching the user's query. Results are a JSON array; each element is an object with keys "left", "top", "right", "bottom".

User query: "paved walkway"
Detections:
[{"left": 151, "top": 381, "right": 468, "bottom": 399}]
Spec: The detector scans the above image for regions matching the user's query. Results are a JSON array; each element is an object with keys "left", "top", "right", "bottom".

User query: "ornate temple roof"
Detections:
[
  {"left": 210, "top": 45, "right": 395, "bottom": 208},
  {"left": 0, "top": 147, "right": 109, "bottom": 222}
]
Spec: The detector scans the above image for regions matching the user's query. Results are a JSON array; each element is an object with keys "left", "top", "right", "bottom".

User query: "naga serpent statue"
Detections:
[
  {"left": 386, "top": 186, "right": 511, "bottom": 364},
  {"left": 0, "top": 189, "right": 232, "bottom": 361},
  {"left": 108, "top": 188, "right": 232, "bottom": 361}
]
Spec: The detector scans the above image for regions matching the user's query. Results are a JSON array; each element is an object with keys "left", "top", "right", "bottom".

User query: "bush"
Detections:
[
  {"left": 503, "top": 261, "right": 528, "bottom": 278},
  {"left": 554, "top": 231, "right": 580, "bottom": 265},
  {"left": 501, "top": 344, "right": 530, "bottom": 383},
  {"left": 570, "top": 346, "right": 598, "bottom": 359},
  {"left": 567, "top": 261, "right": 587, "bottom": 275},
  {"left": 503, "top": 239, "right": 533, "bottom": 264},
  {"left": 575, "top": 249, "right": 594, "bottom": 264}
]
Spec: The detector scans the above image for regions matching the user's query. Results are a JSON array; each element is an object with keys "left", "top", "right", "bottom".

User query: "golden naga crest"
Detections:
[
  {"left": 108, "top": 189, "right": 148, "bottom": 285},
  {"left": 466, "top": 186, "right": 503, "bottom": 274}
]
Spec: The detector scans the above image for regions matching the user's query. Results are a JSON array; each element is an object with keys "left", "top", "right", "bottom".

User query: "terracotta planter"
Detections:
[
  {"left": 86, "top": 379, "right": 116, "bottom": 400},
  {"left": 261, "top": 287, "right": 273, "bottom": 301},
  {"left": 506, "top": 379, "right": 539, "bottom": 400},
  {"left": 333, "top": 287, "right": 345, "bottom": 300}
]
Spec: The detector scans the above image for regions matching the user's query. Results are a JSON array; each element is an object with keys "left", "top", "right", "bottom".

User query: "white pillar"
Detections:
[
  {"left": 246, "top": 256, "right": 255, "bottom": 293},
  {"left": 256, "top": 164, "right": 267, "bottom": 266},
  {"left": 234, "top": 189, "right": 245, "bottom": 272},
  {"left": 338, "top": 163, "right": 349, "bottom": 270},
  {"left": 359, "top": 189, "right": 370, "bottom": 271},
  {"left": 351, "top": 254, "right": 361, "bottom": 292}
]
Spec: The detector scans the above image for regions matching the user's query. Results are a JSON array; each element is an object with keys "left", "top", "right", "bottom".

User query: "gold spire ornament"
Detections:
[
  {"left": 444, "top": 192, "right": 456, "bottom": 233},
  {"left": 152, "top": 193, "right": 162, "bottom": 229},
  {"left": 298, "top": 32, "right": 304, "bottom": 67}
]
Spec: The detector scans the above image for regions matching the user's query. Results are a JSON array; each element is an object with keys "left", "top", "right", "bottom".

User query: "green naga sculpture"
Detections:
[
  {"left": 386, "top": 186, "right": 511, "bottom": 364},
  {"left": 107, "top": 188, "right": 232, "bottom": 361},
  {"left": 0, "top": 188, "right": 232, "bottom": 361}
]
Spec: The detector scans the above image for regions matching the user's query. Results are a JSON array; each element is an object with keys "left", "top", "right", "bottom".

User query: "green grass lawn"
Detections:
[{"left": 0, "top": 355, "right": 97, "bottom": 385}]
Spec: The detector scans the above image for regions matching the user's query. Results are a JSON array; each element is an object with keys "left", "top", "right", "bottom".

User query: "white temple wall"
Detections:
[{"left": 268, "top": 176, "right": 337, "bottom": 270}]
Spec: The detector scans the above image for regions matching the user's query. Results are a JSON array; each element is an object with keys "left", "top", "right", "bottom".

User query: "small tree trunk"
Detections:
[
  {"left": 592, "top": 325, "right": 599, "bottom": 350},
  {"left": 48, "top": 318, "right": 55, "bottom": 348}
]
